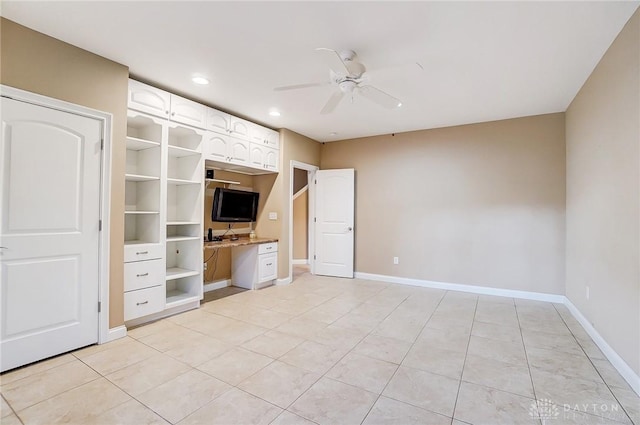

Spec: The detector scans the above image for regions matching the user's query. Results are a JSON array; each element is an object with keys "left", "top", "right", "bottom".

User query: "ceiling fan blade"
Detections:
[
  {"left": 358, "top": 85, "right": 402, "bottom": 109},
  {"left": 315, "top": 48, "right": 350, "bottom": 75},
  {"left": 274, "top": 82, "right": 330, "bottom": 91},
  {"left": 320, "top": 91, "right": 345, "bottom": 115}
]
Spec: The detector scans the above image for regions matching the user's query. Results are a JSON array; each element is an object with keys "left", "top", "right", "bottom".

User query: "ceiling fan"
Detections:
[{"left": 274, "top": 48, "right": 403, "bottom": 115}]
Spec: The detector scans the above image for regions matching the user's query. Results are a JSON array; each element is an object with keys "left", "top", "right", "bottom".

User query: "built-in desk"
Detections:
[{"left": 204, "top": 238, "right": 278, "bottom": 290}]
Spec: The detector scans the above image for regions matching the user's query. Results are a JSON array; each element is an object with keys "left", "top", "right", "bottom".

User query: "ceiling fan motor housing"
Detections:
[{"left": 338, "top": 79, "right": 358, "bottom": 93}]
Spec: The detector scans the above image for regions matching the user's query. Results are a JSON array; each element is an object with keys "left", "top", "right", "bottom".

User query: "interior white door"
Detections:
[
  {"left": 0, "top": 97, "right": 102, "bottom": 372},
  {"left": 314, "top": 169, "right": 354, "bottom": 278}
]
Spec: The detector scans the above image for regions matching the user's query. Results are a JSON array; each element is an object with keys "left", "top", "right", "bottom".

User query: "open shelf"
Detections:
[
  {"left": 125, "top": 173, "right": 160, "bottom": 182},
  {"left": 126, "top": 136, "right": 160, "bottom": 151},
  {"left": 124, "top": 210, "right": 159, "bottom": 215},
  {"left": 166, "top": 274, "right": 202, "bottom": 307},
  {"left": 166, "top": 267, "right": 200, "bottom": 280},
  {"left": 166, "top": 221, "right": 200, "bottom": 226},
  {"left": 167, "top": 177, "right": 200, "bottom": 185},
  {"left": 165, "top": 290, "right": 200, "bottom": 308},
  {"left": 166, "top": 236, "right": 201, "bottom": 242},
  {"left": 168, "top": 145, "right": 200, "bottom": 158},
  {"left": 205, "top": 178, "right": 241, "bottom": 185},
  {"left": 168, "top": 125, "right": 202, "bottom": 151}
]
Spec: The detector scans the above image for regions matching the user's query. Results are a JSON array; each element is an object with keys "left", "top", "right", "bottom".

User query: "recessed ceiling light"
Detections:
[
  {"left": 397, "top": 102, "right": 403, "bottom": 107},
  {"left": 191, "top": 76, "right": 209, "bottom": 85},
  {"left": 329, "top": 132, "right": 338, "bottom": 136},
  {"left": 269, "top": 110, "right": 281, "bottom": 117}
]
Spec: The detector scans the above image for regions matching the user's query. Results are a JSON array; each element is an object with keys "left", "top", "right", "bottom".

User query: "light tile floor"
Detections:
[{"left": 1, "top": 268, "right": 639, "bottom": 425}]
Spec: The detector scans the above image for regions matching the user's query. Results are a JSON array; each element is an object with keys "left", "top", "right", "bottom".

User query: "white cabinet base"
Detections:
[{"left": 231, "top": 243, "right": 278, "bottom": 290}]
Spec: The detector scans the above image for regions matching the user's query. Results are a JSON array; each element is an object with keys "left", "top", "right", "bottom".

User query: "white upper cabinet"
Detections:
[
  {"left": 206, "top": 108, "right": 230, "bottom": 134},
  {"left": 129, "top": 79, "right": 280, "bottom": 175},
  {"left": 228, "top": 117, "right": 252, "bottom": 140},
  {"left": 204, "top": 133, "right": 250, "bottom": 167},
  {"left": 128, "top": 80, "right": 171, "bottom": 118},
  {"left": 169, "top": 95, "right": 206, "bottom": 129},
  {"left": 249, "top": 143, "right": 279, "bottom": 172},
  {"left": 249, "top": 125, "right": 280, "bottom": 149}
]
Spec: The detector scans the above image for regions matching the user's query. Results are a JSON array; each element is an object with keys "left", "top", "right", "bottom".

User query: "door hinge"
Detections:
[
  {"left": 314, "top": 179, "right": 317, "bottom": 184},
  {"left": 98, "top": 301, "right": 102, "bottom": 313},
  {"left": 314, "top": 254, "right": 316, "bottom": 260},
  {"left": 100, "top": 139, "right": 104, "bottom": 150},
  {"left": 99, "top": 220, "right": 102, "bottom": 231},
  {"left": 314, "top": 217, "right": 316, "bottom": 223}
]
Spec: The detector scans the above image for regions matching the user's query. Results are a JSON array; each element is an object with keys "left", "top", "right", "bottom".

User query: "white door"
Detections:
[
  {"left": 0, "top": 97, "right": 102, "bottom": 371},
  {"left": 314, "top": 169, "right": 354, "bottom": 278}
]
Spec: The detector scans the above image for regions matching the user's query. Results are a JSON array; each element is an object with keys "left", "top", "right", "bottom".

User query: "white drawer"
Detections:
[
  {"left": 258, "top": 242, "right": 278, "bottom": 255},
  {"left": 124, "top": 243, "right": 163, "bottom": 263},
  {"left": 258, "top": 252, "right": 277, "bottom": 283},
  {"left": 124, "top": 259, "right": 164, "bottom": 292},
  {"left": 124, "top": 285, "right": 165, "bottom": 321}
]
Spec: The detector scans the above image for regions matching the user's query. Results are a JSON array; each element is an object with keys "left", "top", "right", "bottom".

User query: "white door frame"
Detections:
[
  {"left": 1, "top": 85, "right": 113, "bottom": 344},
  {"left": 289, "top": 160, "right": 318, "bottom": 281}
]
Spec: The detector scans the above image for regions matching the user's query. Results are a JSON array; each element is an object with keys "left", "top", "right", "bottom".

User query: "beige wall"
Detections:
[
  {"left": 203, "top": 170, "right": 255, "bottom": 283},
  {"left": 293, "top": 190, "right": 309, "bottom": 260},
  {"left": 255, "top": 129, "right": 320, "bottom": 279},
  {"left": 1, "top": 18, "right": 129, "bottom": 328},
  {"left": 321, "top": 113, "right": 566, "bottom": 294},
  {"left": 566, "top": 9, "right": 640, "bottom": 376}
]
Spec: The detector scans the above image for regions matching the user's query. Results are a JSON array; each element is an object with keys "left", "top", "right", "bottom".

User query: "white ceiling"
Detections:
[{"left": 2, "top": 1, "right": 638, "bottom": 142}]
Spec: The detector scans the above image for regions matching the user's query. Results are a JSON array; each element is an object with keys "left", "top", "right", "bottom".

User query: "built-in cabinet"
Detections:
[
  {"left": 124, "top": 95, "right": 204, "bottom": 323},
  {"left": 232, "top": 242, "right": 278, "bottom": 290},
  {"left": 124, "top": 79, "right": 281, "bottom": 324},
  {"left": 128, "top": 79, "right": 280, "bottom": 175}
]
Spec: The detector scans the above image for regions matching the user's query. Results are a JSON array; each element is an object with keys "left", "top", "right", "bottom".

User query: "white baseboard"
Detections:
[
  {"left": 106, "top": 325, "right": 127, "bottom": 342},
  {"left": 276, "top": 276, "right": 292, "bottom": 285},
  {"left": 564, "top": 298, "right": 640, "bottom": 396},
  {"left": 204, "top": 279, "right": 231, "bottom": 292},
  {"left": 354, "top": 270, "right": 640, "bottom": 396},
  {"left": 354, "top": 272, "right": 565, "bottom": 303},
  {"left": 292, "top": 259, "right": 308, "bottom": 265}
]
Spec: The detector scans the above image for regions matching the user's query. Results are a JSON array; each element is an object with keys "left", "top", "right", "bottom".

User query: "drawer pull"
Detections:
[
  {"left": 136, "top": 251, "right": 149, "bottom": 255},
  {"left": 265, "top": 247, "right": 272, "bottom": 250},
  {"left": 136, "top": 300, "right": 149, "bottom": 306},
  {"left": 266, "top": 263, "right": 272, "bottom": 266},
  {"left": 136, "top": 273, "right": 149, "bottom": 277}
]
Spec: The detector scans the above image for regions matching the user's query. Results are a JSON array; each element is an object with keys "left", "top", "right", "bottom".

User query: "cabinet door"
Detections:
[
  {"left": 228, "top": 117, "right": 251, "bottom": 140},
  {"left": 170, "top": 95, "right": 207, "bottom": 129},
  {"left": 249, "top": 143, "right": 265, "bottom": 169},
  {"left": 128, "top": 80, "right": 171, "bottom": 119},
  {"left": 204, "top": 133, "right": 230, "bottom": 162},
  {"left": 206, "top": 108, "right": 230, "bottom": 134},
  {"left": 264, "top": 147, "right": 279, "bottom": 172},
  {"left": 264, "top": 129, "right": 280, "bottom": 149},
  {"left": 228, "top": 137, "right": 250, "bottom": 165},
  {"left": 258, "top": 252, "right": 277, "bottom": 283}
]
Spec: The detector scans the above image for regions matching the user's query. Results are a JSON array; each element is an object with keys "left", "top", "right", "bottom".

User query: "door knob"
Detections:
[{"left": 347, "top": 227, "right": 353, "bottom": 232}]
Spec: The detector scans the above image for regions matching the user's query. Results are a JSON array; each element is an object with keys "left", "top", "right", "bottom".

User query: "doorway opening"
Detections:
[{"left": 289, "top": 161, "right": 318, "bottom": 283}]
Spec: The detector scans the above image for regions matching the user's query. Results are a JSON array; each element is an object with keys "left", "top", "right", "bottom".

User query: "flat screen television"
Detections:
[{"left": 211, "top": 188, "right": 259, "bottom": 222}]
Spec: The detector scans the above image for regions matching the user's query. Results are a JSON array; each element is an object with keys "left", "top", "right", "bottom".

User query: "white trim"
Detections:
[
  {"left": 1, "top": 85, "right": 113, "bottom": 345},
  {"left": 204, "top": 279, "right": 231, "bottom": 292},
  {"left": 276, "top": 277, "right": 292, "bottom": 285},
  {"left": 125, "top": 300, "right": 200, "bottom": 328},
  {"left": 293, "top": 185, "right": 308, "bottom": 200},
  {"left": 289, "top": 160, "right": 318, "bottom": 286},
  {"left": 355, "top": 272, "right": 566, "bottom": 303},
  {"left": 292, "top": 259, "right": 308, "bottom": 265},
  {"left": 564, "top": 299, "right": 640, "bottom": 396},
  {"left": 106, "top": 326, "right": 127, "bottom": 342}
]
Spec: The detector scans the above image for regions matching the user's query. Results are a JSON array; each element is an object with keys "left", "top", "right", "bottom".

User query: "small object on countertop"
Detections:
[
  {"left": 249, "top": 230, "right": 256, "bottom": 239},
  {"left": 207, "top": 228, "right": 213, "bottom": 241}
]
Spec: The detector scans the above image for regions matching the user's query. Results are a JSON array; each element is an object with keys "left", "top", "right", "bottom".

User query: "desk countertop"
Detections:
[{"left": 203, "top": 237, "right": 278, "bottom": 250}]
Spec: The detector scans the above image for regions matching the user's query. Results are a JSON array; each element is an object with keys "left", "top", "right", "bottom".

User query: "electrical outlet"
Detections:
[
  {"left": 393, "top": 257, "right": 399, "bottom": 265},
  {"left": 586, "top": 286, "right": 590, "bottom": 300},
  {"left": 269, "top": 212, "right": 278, "bottom": 220}
]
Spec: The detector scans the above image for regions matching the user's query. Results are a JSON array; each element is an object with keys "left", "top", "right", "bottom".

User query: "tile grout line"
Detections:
[
  {"left": 514, "top": 301, "right": 543, "bottom": 425},
  {"left": 448, "top": 292, "right": 479, "bottom": 425}
]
